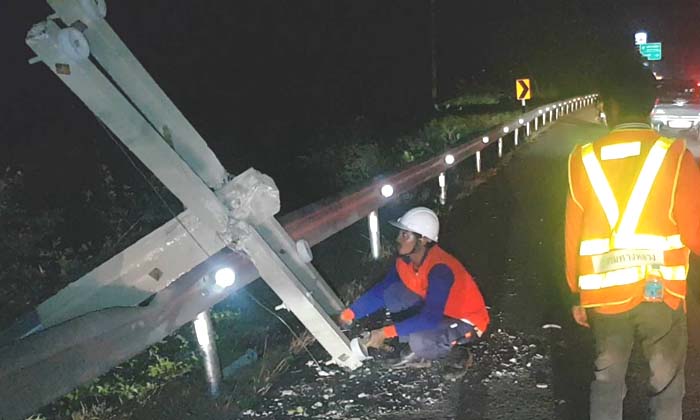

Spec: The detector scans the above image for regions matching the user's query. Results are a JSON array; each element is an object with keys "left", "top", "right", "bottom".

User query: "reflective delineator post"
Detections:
[
  {"left": 514, "top": 128, "right": 519, "bottom": 146},
  {"left": 368, "top": 210, "right": 380, "bottom": 260},
  {"left": 438, "top": 172, "right": 447, "bottom": 205},
  {"left": 193, "top": 311, "right": 222, "bottom": 398},
  {"left": 498, "top": 137, "right": 503, "bottom": 158},
  {"left": 476, "top": 151, "right": 482, "bottom": 173}
]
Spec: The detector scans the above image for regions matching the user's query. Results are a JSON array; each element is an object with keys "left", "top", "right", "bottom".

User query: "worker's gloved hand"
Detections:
[
  {"left": 365, "top": 328, "right": 387, "bottom": 349},
  {"left": 339, "top": 308, "right": 355, "bottom": 327}
]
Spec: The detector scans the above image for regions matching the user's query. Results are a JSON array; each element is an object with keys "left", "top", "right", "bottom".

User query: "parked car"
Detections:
[{"left": 650, "top": 80, "right": 700, "bottom": 141}]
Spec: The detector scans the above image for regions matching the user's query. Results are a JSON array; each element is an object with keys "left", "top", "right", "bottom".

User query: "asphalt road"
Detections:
[
  {"left": 439, "top": 108, "right": 700, "bottom": 419},
  {"left": 234, "top": 108, "right": 700, "bottom": 419}
]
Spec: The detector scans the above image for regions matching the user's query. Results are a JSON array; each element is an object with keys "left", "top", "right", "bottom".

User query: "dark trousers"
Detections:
[
  {"left": 383, "top": 281, "right": 477, "bottom": 360},
  {"left": 589, "top": 303, "right": 687, "bottom": 420}
]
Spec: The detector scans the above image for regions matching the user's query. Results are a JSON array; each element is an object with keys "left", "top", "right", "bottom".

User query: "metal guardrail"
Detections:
[{"left": 0, "top": 94, "right": 597, "bottom": 419}]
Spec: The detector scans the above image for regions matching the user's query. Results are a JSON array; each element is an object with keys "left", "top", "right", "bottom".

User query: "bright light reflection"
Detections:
[
  {"left": 381, "top": 184, "right": 394, "bottom": 197},
  {"left": 482, "top": 136, "right": 489, "bottom": 143},
  {"left": 193, "top": 315, "right": 211, "bottom": 347},
  {"left": 214, "top": 267, "right": 236, "bottom": 288},
  {"left": 444, "top": 154, "right": 455, "bottom": 165}
]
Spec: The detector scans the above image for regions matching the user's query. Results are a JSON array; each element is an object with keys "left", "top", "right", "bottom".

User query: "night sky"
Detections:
[{"left": 2, "top": 1, "right": 699, "bottom": 212}]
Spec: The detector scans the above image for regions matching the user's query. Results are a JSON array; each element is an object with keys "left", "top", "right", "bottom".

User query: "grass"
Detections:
[
  {"left": 19, "top": 89, "right": 528, "bottom": 419},
  {"left": 443, "top": 92, "right": 505, "bottom": 107}
]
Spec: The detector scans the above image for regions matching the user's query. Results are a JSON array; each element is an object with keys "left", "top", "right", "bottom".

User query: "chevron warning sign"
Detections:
[{"left": 516, "top": 78, "right": 531, "bottom": 101}]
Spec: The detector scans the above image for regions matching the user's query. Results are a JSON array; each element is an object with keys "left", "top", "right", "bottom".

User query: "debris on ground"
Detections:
[{"left": 237, "top": 312, "right": 559, "bottom": 419}]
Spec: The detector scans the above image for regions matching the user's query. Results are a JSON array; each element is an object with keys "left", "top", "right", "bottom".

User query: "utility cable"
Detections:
[
  {"left": 98, "top": 119, "right": 326, "bottom": 372},
  {"left": 243, "top": 290, "right": 324, "bottom": 370},
  {"left": 96, "top": 119, "right": 213, "bottom": 260}
]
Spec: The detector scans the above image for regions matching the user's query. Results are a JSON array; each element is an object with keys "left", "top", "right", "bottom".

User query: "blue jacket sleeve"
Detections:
[
  {"left": 394, "top": 264, "right": 454, "bottom": 337},
  {"left": 349, "top": 265, "right": 401, "bottom": 319}
]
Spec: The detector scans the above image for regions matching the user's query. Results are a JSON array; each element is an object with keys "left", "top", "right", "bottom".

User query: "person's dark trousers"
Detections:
[
  {"left": 381, "top": 281, "right": 477, "bottom": 359},
  {"left": 588, "top": 302, "right": 687, "bottom": 420},
  {"left": 407, "top": 318, "right": 477, "bottom": 360}
]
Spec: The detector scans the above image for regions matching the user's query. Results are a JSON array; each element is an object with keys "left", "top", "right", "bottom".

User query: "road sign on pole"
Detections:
[
  {"left": 639, "top": 42, "right": 662, "bottom": 61},
  {"left": 516, "top": 78, "right": 531, "bottom": 101},
  {"left": 634, "top": 31, "right": 647, "bottom": 45}
]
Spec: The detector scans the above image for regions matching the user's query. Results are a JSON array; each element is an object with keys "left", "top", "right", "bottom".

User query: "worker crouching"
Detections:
[{"left": 339, "top": 207, "right": 489, "bottom": 376}]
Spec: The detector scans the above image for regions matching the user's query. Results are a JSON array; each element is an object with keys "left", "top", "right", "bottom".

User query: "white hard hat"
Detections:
[{"left": 389, "top": 207, "right": 439, "bottom": 242}]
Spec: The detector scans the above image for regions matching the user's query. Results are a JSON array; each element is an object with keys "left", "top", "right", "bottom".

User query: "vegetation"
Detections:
[{"left": 1, "top": 90, "right": 534, "bottom": 419}]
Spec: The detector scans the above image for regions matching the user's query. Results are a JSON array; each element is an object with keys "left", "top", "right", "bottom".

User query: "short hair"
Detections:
[{"left": 597, "top": 54, "right": 656, "bottom": 118}]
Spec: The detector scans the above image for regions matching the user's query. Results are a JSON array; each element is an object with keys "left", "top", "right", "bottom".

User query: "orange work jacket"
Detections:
[
  {"left": 566, "top": 125, "right": 694, "bottom": 314},
  {"left": 395, "top": 245, "right": 490, "bottom": 333}
]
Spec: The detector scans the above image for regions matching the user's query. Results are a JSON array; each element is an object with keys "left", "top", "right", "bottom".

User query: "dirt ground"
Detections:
[
  {"left": 39, "top": 108, "right": 700, "bottom": 419},
  {"left": 233, "top": 109, "right": 700, "bottom": 420}
]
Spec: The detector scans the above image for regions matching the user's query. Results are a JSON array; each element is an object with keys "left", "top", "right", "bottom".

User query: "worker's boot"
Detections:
[
  {"left": 391, "top": 351, "right": 431, "bottom": 369},
  {"left": 442, "top": 346, "right": 474, "bottom": 380},
  {"left": 379, "top": 347, "right": 431, "bottom": 369}
]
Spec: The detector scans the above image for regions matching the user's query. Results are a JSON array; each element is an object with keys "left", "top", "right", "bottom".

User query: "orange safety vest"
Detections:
[
  {"left": 395, "top": 245, "right": 490, "bottom": 333},
  {"left": 569, "top": 135, "right": 689, "bottom": 313}
]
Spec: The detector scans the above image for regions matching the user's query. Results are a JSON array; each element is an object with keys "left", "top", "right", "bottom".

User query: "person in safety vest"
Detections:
[
  {"left": 339, "top": 207, "right": 489, "bottom": 376},
  {"left": 565, "top": 58, "right": 700, "bottom": 420}
]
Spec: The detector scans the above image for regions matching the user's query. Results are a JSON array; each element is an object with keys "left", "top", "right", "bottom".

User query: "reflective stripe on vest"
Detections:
[
  {"left": 580, "top": 234, "right": 684, "bottom": 256},
  {"left": 579, "top": 265, "right": 687, "bottom": 290},
  {"left": 578, "top": 137, "right": 677, "bottom": 291}
]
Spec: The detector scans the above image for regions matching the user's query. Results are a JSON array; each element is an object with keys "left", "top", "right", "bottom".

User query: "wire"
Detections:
[
  {"left": 243, "top": 290, "right": 324, "bottom": 370},
  {"left": 99, "top": 119, "right": 325, "bottom": 371},
  {"left": 96, "top": 119, "right": 213, "bottom": 260}
]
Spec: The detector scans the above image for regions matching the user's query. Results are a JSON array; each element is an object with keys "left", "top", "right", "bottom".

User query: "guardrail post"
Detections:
[
  {"left": 438, "top": 172, "right": 447, "bottom": 205},
  {"left": 368, "top": 210, "right": 381, "bottom": 260},
  {"left": 476, "top": 151, "right": 482, "bottom": 173},
  {"left": 526, "top": 121, "right": 531, "bottom": 136},
  {"left": 514, "top": 128, "right": 519, "bottom": 146},
  {"left": 498, "top": 137, "right": 503, "bottom": 158},
  {"left": 555, "top": 107, "right": 559, "bottom": 119},
  {"left": 535, "top": 112, "right": 540, "bottom": 130},
  {"left": 548, "top": 108, "right": 553, "bottom": 123},
  {"left": 193, "top": 310, "right": 222, "bottom": 398}
]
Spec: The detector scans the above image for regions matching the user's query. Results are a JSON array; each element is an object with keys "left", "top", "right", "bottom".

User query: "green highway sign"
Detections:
[{"left": 639, "top": 42, "right": 662, "bottom": 61}]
